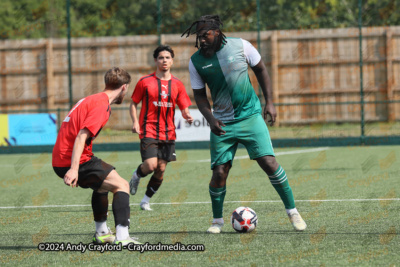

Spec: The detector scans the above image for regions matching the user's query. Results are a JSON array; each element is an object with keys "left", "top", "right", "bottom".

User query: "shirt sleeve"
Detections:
[
  {"left": 82, "top": 104, "right": 109, "bottom": 137},
  {"left": 189, "top": 59, "right": 205, "bottom": 89},
  {"left": 242, "top": 39, "right": 261, "bottom": 67},
  {"left": 131, "top": 79, "right": 144, "bottom": 104},
  {"left": 176, "top": 81, "right": 192, "bottom": 110}
]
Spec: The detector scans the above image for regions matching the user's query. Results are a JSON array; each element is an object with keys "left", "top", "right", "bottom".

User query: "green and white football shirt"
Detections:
[{"left": 189, "top": 37, "right": 262, "bottom": 122}]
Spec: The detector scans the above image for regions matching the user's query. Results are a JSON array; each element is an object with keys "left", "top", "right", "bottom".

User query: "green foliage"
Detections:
[{"left": 1, "top": 0, "right": 399, "bottom": 40}]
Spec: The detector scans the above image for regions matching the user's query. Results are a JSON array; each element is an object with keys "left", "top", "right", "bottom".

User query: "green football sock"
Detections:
[
  {"left": 268, "top": 166, "right": 295, "bottom": 209},
  {"left": 209, "top": 185, "right": 226, "bottom": 219}
]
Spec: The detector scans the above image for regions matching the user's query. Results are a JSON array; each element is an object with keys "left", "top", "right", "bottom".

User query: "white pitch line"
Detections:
[
  {"left": 1, "top": 198, "right": 399, "bottom": 210},
  {"left": 1, "top": 147, "right": 330, "bottom": 167},
  {"left": 195, "top": 147, "right": 330, "bottom": 162}
]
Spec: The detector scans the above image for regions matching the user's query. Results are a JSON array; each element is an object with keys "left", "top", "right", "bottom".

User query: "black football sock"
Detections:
[
  {"left": 136, "top": 164, "right": 147, "bottom": 178},
  {"left": 145, "top": 176, "right": 163, "bottom": 198},
  {"left": 112, "top": 191, "right": 130, "bottom": 227},
  {"left": 92, "top": 191, "right": 109, "bottom": 222}
]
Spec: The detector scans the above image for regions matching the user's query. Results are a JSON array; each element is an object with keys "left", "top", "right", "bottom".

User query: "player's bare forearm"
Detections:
[
  {"left": 181, "top": 107, "right": 194, "bottom": 124},
  {"left": 193, "top": 88, "right": 214, "bottom": 122},
  {"left": 70, "top": 128, "right": 90, "bottom": 170},
  {"left": 65, "top": 128, "right": 90, "bottom": 187},
  {"left": 129, "top": 101, "right": 139, "bottom": 123},
  {"left": 251, "top": 60, "right": 277, "bottom": 125},
  {"left": 251, "top": 60, "right": 273, "bottom": 104},
  {"left": 129, "top": 101, "right": 141, "bottom": 133},
  {"left": 193, "top": 88, "right": 226, "bottom": 136}
]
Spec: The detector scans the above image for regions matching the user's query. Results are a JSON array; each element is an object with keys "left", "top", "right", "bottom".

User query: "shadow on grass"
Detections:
[{"left": 0, "top": 246, "right": 37, "bottom": 250}]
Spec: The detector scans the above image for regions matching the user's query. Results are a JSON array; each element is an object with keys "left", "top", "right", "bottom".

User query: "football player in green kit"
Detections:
[{"left": 182, "top": 15, "right": 307, "bottom": 233}]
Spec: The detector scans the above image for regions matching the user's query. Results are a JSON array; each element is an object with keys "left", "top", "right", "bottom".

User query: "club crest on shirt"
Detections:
[{"left": 160, "top": 90, "right": 169, "bottom": 99}]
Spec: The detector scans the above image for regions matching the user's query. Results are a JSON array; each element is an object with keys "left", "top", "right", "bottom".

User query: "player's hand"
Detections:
[
  {"left": 264, "top": 101, "right": 277, "bottom": 126},
  {"left": 184, "top": 113, "right": 194, "bottom": 125},
  {"left": 64, "top": 168, "right": 79, "bottom": 188},
  {"left": 132, "top": 122, "right": 141, "bottom": 134},
  {"left": 210, "top": 118, "right": 226, "bottom": 136}
]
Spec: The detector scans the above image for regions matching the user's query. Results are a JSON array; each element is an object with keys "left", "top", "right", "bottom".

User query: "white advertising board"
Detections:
[{"left": 174, "top": 109, "right": 210, "bottom": 142}]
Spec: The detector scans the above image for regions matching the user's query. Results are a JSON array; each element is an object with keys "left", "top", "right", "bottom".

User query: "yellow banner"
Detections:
[{"left": 0, "top": 114, "right": 9, "bottom": 146}]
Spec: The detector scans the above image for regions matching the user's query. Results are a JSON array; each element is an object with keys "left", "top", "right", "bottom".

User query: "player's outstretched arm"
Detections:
[
  {"left": 181, "top": 108, "right": 194, "bottom": 125},
  {"left": 193, "top": 88, "right": 226, "bottom": 136},
  {"left": 129, "top": 101, "right": 141, "bottom": 134},
  {"left": 251, "top": 60, "right": 277, "bottom": 126},
  {"left": 64, "top": 128, "right": 90, "bottom": 188}
]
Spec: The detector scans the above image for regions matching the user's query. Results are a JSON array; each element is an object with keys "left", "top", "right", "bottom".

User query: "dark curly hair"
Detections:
[{"left": 181, "top": 14, "right": 227, "bottom": 49}]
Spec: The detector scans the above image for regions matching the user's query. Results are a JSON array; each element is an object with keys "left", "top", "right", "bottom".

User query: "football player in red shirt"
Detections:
[
  {"left": 52, "top": 67, "right": 140, "bottom": 246},
  {"left": 129, "top": 45, "right": 193, "bottom": 210}
]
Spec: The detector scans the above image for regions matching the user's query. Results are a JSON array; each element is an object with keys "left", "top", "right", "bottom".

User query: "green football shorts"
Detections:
[{"left": 210, "top": 113, "right": 275, "bottom": 169}]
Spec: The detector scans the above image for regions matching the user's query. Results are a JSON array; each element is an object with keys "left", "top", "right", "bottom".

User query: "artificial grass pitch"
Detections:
[{"left": 0, "top": 146, "right": 399, "bottom": 265}]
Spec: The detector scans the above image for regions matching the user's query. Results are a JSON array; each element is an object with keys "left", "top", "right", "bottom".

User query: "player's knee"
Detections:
[
  {"left": 259, "top": 156, "right": 279, "bottom": 175},
  {"left": 147, "top": 163, "right": 157, "bottom": 172},
  {"left": 116, "top": 178, "right": 129, "bottom": 192},
  {"left": 156, "top": 164, "right": 166, "bottom": 174},
  {"left": 260, "top": 156, "right": 277, "bottom": 169},
  {"left": 212, "top": 168, "right": 228, "bottom": 181}
]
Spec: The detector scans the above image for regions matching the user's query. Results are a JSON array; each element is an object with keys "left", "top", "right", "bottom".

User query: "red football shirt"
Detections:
[
  {"left": 52, "top": 92, "right": 111, "bottom": 167},
  {"left": 131, "top": 73, "right": 192, "bottom": 140}
]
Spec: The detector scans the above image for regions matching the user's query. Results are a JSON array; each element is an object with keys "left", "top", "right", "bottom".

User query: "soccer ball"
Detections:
[{"left": 231, "top": 207, "right": 258, "bottom": 233}]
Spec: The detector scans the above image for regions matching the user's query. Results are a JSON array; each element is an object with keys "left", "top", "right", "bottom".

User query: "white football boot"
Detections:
[
  {"left": 207, "top": 219, "right": 224, "bottom": 234},
  {"left": 288, "top": 211, "right": 307, "bottom": 231},
  {"left": 140, "top": 201, "right": 152, "bottom": 211}
]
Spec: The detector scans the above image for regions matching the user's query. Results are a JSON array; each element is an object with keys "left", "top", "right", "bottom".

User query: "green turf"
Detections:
[
  {"left": 95, "top": 122, "right": 400, "bottom": 143},
  {"left": 0, "top": 146, "right": 399, "bottom": 266}
]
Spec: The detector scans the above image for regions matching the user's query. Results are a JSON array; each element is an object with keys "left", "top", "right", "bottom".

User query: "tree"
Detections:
[{"left": 1, "top": 0, "right": 399, "bottom": 40}]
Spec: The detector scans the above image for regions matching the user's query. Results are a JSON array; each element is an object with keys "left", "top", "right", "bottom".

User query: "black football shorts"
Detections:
[
  {"left": 53, "top": 156, "right": 115, "bottom": 190},
  {"left": 140, "top": 138, "right": 176, "bottom": 162}
]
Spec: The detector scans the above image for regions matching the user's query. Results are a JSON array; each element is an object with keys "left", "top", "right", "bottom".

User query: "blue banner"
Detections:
[{"left": 7, "top": 114, "right": 57, "bottom": 146}]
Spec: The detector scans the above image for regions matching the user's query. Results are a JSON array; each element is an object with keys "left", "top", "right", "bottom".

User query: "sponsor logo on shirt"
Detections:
[
  {"left": 153, "top": 101, "right": 173, "bottom": 107},
  {"left": 202, "top": 64, "right": 213, "bottom": 69},
  {"left": 160, "top": 90, "right": 169, "bottom": 99}
]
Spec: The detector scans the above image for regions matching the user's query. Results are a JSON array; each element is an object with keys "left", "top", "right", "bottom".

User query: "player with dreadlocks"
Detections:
[
  {"left": 182, "top": 15, "right": 227, "bottom": 58},
  {"left": 182, "top": 15, "right": 307, "bottom": 233}
]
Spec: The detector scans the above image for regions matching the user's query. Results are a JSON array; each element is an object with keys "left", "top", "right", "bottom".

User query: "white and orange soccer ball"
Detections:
[{"left": 231, "top": 207, "right": 258, "bottom": 233}]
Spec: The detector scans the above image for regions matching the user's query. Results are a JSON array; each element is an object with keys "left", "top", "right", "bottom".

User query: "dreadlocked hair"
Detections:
[{"left": 181, "top": 14, "right": 227, "bottom": 49}]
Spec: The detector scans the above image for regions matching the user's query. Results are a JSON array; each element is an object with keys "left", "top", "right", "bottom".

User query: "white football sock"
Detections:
[
  {"left": 141, "top": 195, "right": 151, "bottom": 203},
  {"left": 212, "top": 218, "right": 224, "bottom": 224},
  {"left": 95, "top": 221, "right": 108, "bottom": 234},
  {"left": 116, "top": 225, "right": 129, "bottom": 241},
  {"left": 286, "top": 208, "right": 299, "bottom": 215}
]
